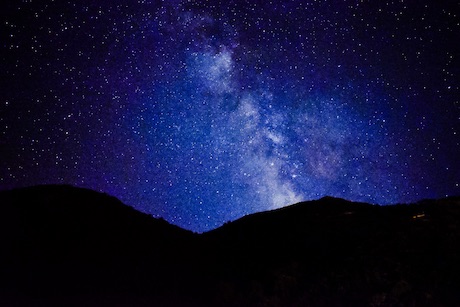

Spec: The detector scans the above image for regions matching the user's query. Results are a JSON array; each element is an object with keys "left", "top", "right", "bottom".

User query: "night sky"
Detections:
[{"left": 1, "top": 0, "right": 459, "bottom": 232}]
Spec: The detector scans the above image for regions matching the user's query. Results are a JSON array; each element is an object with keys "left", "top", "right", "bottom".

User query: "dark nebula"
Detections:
[{"left": 1, "top": 0, "right": 459, "bottom": 232}]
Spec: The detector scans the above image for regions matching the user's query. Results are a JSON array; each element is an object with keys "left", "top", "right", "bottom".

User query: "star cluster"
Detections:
[{"left": 1, "top": 0, "right": 459, "bottom": 232}]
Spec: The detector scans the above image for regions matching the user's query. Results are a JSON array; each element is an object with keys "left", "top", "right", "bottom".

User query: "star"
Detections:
[{"left": 0, "top": 0, "right": 458, "bottom": 232}]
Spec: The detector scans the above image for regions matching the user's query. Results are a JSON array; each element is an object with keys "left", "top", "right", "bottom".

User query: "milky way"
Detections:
[{"left": 1, "top": 0, "right": 459, "bottom": 232}]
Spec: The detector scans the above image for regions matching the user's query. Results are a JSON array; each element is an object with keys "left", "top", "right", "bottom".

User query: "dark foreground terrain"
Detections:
[{"left": 0, "top": 185, "right": 459, "bottom": 306}]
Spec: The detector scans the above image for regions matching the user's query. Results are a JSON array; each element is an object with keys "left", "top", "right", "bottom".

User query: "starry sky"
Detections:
[{"left": 1, "top": 0, "right": 459, "bottom": 232}]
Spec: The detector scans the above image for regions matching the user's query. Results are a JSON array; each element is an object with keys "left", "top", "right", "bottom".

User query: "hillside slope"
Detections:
[
  {"left": 203, "top": 196, "right": 460, "bottom": 306},
  {"left": 0, "top": 185, "right": 459, "bottom": 306}
]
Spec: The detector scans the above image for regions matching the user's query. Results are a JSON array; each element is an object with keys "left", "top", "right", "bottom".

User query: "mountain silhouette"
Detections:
[{"left": 0, "top": 185, "right": 459, "bottom": 306}]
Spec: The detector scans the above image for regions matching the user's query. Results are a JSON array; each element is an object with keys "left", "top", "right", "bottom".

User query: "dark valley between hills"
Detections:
[{"left": 0, "top": 185, "right": 459, "bottom": 306}]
